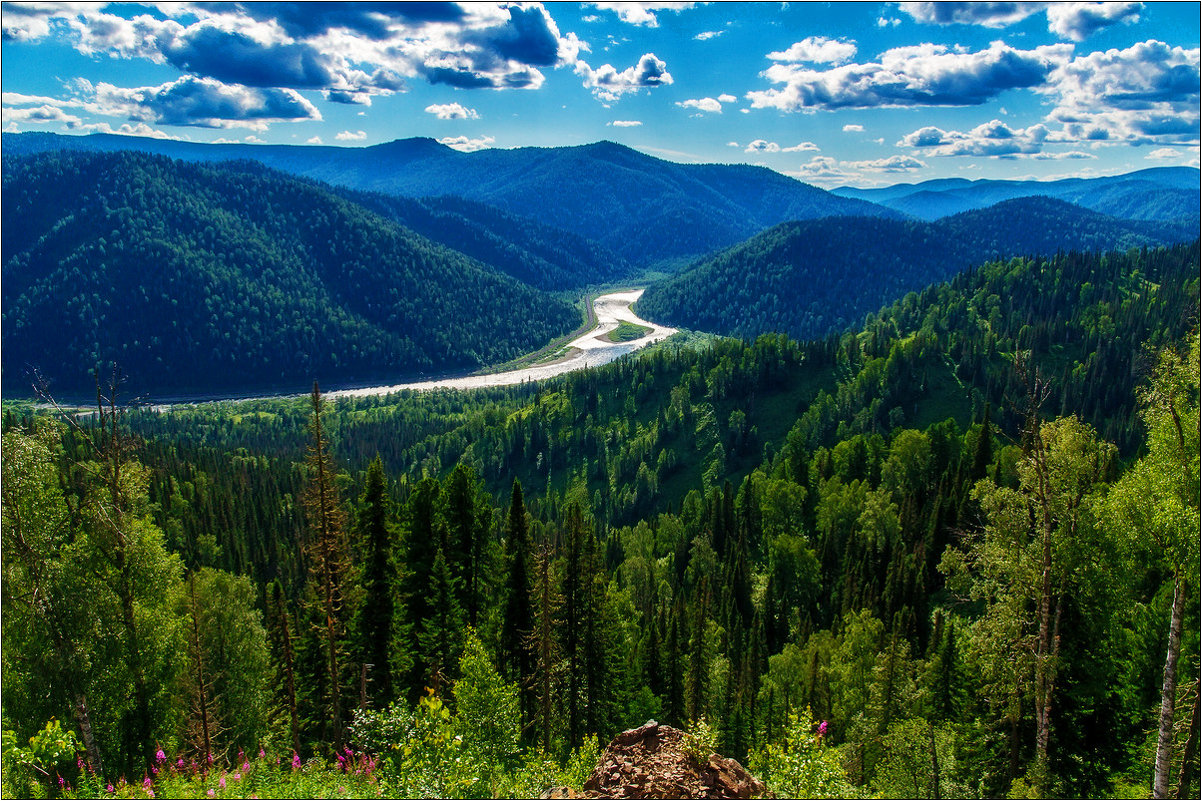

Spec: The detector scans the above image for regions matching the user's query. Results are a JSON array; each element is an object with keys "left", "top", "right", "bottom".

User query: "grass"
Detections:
[{"left": 604, "top": 321, "right": 652, "bottom": 343}]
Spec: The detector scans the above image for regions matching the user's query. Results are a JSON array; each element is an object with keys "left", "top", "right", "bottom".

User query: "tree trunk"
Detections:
[
  {"left": 1175, "top": 680, "right": 1200, "bottom": 800},
  {"left": 1154, "top": 573, "right": 1186, "bottom": 798},
  {"left": 74, "top": 695, "right": 103, "bottom": 779}
]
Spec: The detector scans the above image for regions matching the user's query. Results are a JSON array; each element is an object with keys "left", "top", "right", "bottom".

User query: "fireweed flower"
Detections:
[
  {"left": 207, "top": 791, "right": 215, "bottom": 798},
  {"left": 817, "top": 720, "right": 828, "bottom": 737},
  {"left": 292, "top": 752, "right": 301, "bottom": 770},
  {"left": 258, "top": 748, "right": 266, "bottom": 759},
  {"left": 219, "top": 776, "right": 226, "bottom": 789},
  {"left": 177, "top": 758, "right": 185, "bottom": 768},
  {"left": 242, "top": 760, "right": 250, "bottom": 772},
  {"left": 59, "top": 777, "right": 66, "bottom": 787},
  {"left": 156, "top": 748, "right": 166, "bottom": 762}
]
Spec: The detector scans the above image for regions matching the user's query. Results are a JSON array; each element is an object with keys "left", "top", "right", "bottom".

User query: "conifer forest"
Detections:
[{"left": 2, "top": 4, "right": 1200, "bottom": 798}]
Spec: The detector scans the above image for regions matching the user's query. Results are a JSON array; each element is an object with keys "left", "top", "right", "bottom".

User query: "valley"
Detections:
[{"left": 2, "top": 136, "right": 1198, "bottom": 801}]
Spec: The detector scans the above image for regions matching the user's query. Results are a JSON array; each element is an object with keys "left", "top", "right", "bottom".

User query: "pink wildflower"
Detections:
[
  {"left": 59, "top": 776, "right": 66, "bottom": 787},
  {"left": 177, "top": 758, "right": 185, "bottom": 768},
  {"left": 107, "top": 784, "right": 115, "bottom": 793},
  {"left": 817, "top": 720, "right": 828, "bottom": 737},
  {"left": 219, "top": 776, "right": 226, "bottom": 789},
  {"left": 156, "top": 748, "right": 166, "bottom": 762},
  {"left": 258, "top": 748, "right": 266, "bottom": 759},
  {"left": 143, "top": 776, "right": 153, "bottom": 789},
  {"left": 207, "top": 791, "right": 215, "bottom": 798},
  {"left": 234, "top": 772, "right": 242, "bottom": 781},
  {"left": 148, "top": 791, "right": 155, "bottom": 799},
  {"left": 242, "top": 760, "right": 250, "bottom": 772},
  {"left": 291, "top": 752, "right": 301, "bottom": 770}
]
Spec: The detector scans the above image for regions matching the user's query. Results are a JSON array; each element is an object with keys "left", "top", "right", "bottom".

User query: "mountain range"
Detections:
[
  {"left": 1, "top": 132, "right": 1197, "bottom": 398},
  {"left": 2, "top": 132, "right": 897, "bottom": 266},
  {"left": 832, "top": 167, "right": 1199, "bottom": 222}
]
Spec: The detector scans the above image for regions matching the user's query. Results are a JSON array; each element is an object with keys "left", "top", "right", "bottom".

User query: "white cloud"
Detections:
[
  {"left": 745, "top": 139, "right": 820, "bottom": 154},
  {"left": 877, "top": 16, "right": 902, "bottom": 28},
  {"left": 578, "top": 52, "right": 673, "bottom": 102},
  {"left": 677, "top": 96, "right": 724, "bottom": 113},
  {"left": 1042, "top": 40, "right": 1200, "bottom": 145},
  {"left": 588, "top": 3, "right": 697, "bottom": 27},
  {"left": 608, "top": 119, "right": 642, "bottom": 127},
  {"left": 336, "top": 129, "right": 367, "bottom": 141},
  {"left": 846, "top": 154, "right": 927, "bottom": 172},
  {"left": 424, "top": 102, "right": 479, "bottom": 120},
  {"left": 791, "top": 153, "right": 926, "bottom": 186},
  {"left": 307, "top": 135, "right": 323, "bottom": 144},
  {"left": 726, "top": 141, "right": 739, "bottom": 147},
  {"left": 899, "top": 2, "right": 1049, "bottom": 28},
  {"left": 1046, "top": 3, "right": 1141, "bottom": 41},
  {"left": 747, "top": 40, "right": 1072, "bottom": 112},
  {"left": 901, "top": 2, "right": 1144, "bottom": 41},
  {"left": 767, "top": 36, "right": 857, "bottom": 65},
  {"left": 842, "top": 123, "right": 864, "bottom": 132},
  {"left": 438, "top": 134, "right": 495, "bottom": 152},
  {"left": 1145, "top": 147, "right": 1184, "bottom": 160},
  {"left": 0, "top": 3, "right": 587, "bottom": 104},
  {"left": 695, "top": 30, "right": 724, "bottom": 41}
]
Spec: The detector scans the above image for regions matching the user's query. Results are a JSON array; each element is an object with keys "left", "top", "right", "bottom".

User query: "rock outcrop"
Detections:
[{"left": 575, "top": 720, "right": 765, "bottom": 799}]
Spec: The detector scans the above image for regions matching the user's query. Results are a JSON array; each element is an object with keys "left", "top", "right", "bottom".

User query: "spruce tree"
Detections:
[
  {"left": 352, "top": 456, "right": 395, "bottom": 706},
  {"left": 500, "top": 480, "right": 534, "bottom": 738},
  {"left": 302, "top": 382, "right": 350, "bottom": 750}
]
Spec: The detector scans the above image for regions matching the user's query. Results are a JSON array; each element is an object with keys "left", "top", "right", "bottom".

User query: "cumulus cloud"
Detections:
[
  {"left": 72, "top": 75, "right": 322, "bottom": 130},
  {"left": 1145, "top": 147, "right": 1184, "bottom": 160},
  {"left": 1046, "top": 3, "right": 1141, "bottom": 41},
  {"left": 336, "top": 129, "right": 367, "bottom": 140},
  {"left": 676, "top": 94, "right": 735, "bottom": 113},
  {"left": 744, "top": 139, "right": 819, "bottom": 153},
  {"left": 608, "top": 119, "right": 643, "bottom": 126},
  {"left": 767, "top": 36, "right": 857, "bottom": 65},
  {"left": 1, "top": 104, "right": 84, "bottom": 127},
  {"left": 846, "top": 154, "right": 928, "bottom": 172},
  {"left": 1043, "top": 40, "right": 1200, "bottom": 144},
  {"left": 747, "top": 40, "right": 1072, "bottom": 111},
  {"left": 578, "top": 52, "right": 673, "bottom": 101},
  {"left": 438, "top": 134, "right": 496, "bottom": 152},
  {"left": 425, "top": 102, "right": 479, "bottom": 120},
  {"left": 897, "top": 119, "right": 1056, "bottom": 156},
  {"left": 307, "top": 135, "right": 323, "bottom": 144},
  {"left": 793, "top": 153, "right": 926, "bottom": 186},
  {"left": 695, "top": 30, "right": 724, "bottom": 41},
  {"left": 877, "top": 16, "right": 902, "bottom": 28},
  {"left": 899, "top": 2, "right": 1048, "bottom": 28},
  {"left": 902, "top": 2, "right": 1144, "bottom": 41},
  {"left": 588, "top": 3, "right": 697, "bottom": 27},
  {"left": 3, "top": 2, "right": 586, "bottom": 107},
  {"left": 843, "top": 123, "right": 864, "bottom": 132},
  {"left": 794, "top": 156, "right": 853, "bottom": 182}
]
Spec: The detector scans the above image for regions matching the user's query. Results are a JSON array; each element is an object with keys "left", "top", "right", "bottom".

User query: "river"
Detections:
[{"left": 326, "top": 288, "right": 675, "bottom": 399}]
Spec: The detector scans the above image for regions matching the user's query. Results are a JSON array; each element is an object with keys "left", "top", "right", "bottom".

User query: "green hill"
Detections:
[{"left": 1, "top": 151, "right": 580, "bottom": 397}]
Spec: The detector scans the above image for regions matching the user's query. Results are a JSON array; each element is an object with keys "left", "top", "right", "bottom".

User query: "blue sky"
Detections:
[{"left": 2, "top": 2, "right": 1198, "bottom": 187}]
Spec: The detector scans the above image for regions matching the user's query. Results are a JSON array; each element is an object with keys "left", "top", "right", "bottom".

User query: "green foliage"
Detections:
[
  {"left": 2, "top": 718, "right": 83, "bottom": 798},
  {"left": 681, "top": 717, "right": 718, "bottom": 764},
  {"left": 750, "top": 712, "right": 856, "bottom": 799}
]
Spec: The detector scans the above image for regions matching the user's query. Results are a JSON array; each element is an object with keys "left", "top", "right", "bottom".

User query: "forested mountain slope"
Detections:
[
  {"left": 1, "top": 150, "right": 580, "bottom": 396},
  {"left": 638, "top": 196, "right": 1194, "bottom": 341},
  {"left": 832, "top": 165, "right": 1199, "bottom": 222},
  {"left": 55, "top": 241, "right": 1194, "bottom": 799},
  {"left": 2, "top": 132, "right": 898, "bottom": 266},
  {"left": 339, "top": 191, "right": 628, "bottom": 291}
]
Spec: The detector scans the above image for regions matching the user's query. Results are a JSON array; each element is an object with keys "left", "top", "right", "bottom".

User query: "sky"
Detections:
[{"left": 2, "top": 1, "right": 1199, "bottom": 187}]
